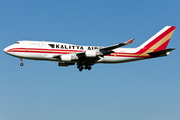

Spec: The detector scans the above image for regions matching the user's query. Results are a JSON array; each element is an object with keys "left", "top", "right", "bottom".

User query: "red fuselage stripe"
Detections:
[{"left": 8, "top": 48, "right": 150, "bottom": 58}]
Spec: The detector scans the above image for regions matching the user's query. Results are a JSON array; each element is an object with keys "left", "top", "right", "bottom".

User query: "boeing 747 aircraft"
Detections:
[{"left": 4, "top": 26, "right": 176, "bottom": 71}]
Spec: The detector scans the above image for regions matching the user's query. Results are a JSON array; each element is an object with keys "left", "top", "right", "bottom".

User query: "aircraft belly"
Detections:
[
  {"left": 97, "top": 56, "right": 142, "bottom": 63},
  {"left": 11, "top": 52, "right": 57, "bottom": 61}
]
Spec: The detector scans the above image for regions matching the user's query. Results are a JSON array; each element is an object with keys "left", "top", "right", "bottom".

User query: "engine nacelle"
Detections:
[
  {"left": 85, "top": 51, "right": 97, "bottom": 57},
  {"left": 85, "top": 51, "right": 104, "bottom": 57},
  {"left": 61, "top": 55, "right": 71, "bottom": 61},
  {"left": 60, "top": 55, "right": 78, "bottom": 62}
]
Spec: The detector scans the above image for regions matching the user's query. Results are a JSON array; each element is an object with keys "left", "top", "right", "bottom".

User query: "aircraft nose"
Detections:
[{"left": 3, "top": 47, "right": 9, "bottom": 53}]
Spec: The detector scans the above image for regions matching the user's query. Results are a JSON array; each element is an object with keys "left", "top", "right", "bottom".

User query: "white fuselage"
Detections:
[{"left": 4, "top": 40, "right": 144, "bottom": 64}]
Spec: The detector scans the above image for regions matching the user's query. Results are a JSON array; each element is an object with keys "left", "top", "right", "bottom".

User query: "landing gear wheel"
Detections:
[
  {"left": 85, "top": 65, "right": 88, "bottom": 70},
  {"left": 79, "top": 67, "right": 83, "bottom": 72},
  {"left": 20, "top": 58, "right": 24, "bottom": 66},
  {"left": 85, "top": 65, "right": 92, "bottom": 70},
  {"left": 20, "top": 63, "right": 24, "bottom": 66},
  {"left": 77, "top": 65, "right": 81, "bottom": 69},
  {"left": 88, "top": 66, "right": 92, "bottom": 70}
]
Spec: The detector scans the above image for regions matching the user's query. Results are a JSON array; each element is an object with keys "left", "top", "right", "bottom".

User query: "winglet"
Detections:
[{"left": 125, "top": 38, "right": 135, "bottom": 44}]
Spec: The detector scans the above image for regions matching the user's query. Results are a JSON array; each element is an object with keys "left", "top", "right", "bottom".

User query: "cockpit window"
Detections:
[{"left": 15, "top": 42, "right": 20, "bottom": 44}]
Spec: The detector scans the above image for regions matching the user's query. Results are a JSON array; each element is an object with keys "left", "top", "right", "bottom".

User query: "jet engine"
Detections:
[
  {"left": 60, "top": 55, "right": 78, "bottom": 62},
  {"left": 85, "top": 51, "right": 103, "bottom": 57}
]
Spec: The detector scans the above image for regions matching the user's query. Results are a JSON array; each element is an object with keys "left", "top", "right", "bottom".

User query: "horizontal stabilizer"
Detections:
[{"left": 147, "top": 48, "right": 175, "bottom": 57}]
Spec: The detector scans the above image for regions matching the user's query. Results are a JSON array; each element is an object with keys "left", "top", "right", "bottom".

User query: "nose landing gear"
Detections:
[{"left": 20, "top": 58, "right": 24, "bottom": 66}]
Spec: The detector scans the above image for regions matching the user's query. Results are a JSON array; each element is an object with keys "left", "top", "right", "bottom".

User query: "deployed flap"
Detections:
[{"left": 100, "top": 39, "right": 134, "bottom": 52}]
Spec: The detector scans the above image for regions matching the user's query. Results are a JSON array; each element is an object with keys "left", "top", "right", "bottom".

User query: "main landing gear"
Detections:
[
  {"left": 20, "top": 58, "right": 24, "bottom": 66},
  {"left": 77, "top": 64, "right": 92, "bottom": 72}
]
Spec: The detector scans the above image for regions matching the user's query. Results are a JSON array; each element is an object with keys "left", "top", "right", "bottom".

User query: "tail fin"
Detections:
[{"left": 137, "top": 26, "right": 176, "bottom": 54}]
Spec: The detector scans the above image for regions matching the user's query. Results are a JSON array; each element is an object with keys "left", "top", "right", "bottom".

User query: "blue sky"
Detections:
[{"left": 1, "top": 0, "right": 180, "bottom": 120}]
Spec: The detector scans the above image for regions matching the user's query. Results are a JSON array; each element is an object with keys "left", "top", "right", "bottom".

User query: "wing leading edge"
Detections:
[{"left": 99, "top": 38, "right": 134, "bottom": 52}]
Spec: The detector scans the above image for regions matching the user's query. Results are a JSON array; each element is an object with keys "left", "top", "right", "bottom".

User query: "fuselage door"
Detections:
[{"left": 38, "top": 41, "right": 44, "bottom": 47}]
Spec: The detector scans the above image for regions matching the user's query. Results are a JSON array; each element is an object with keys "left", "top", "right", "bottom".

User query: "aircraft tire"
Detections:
[
  {"left": 88, "top": 66, "right": 92, "bottom": 70},
  {"left": 20, "top": 63, "right": 24, "bottom": 66},
  {"left": 79, "top": 67, "right": 83, "bottom": 71},
  {"left": 85, "top": 65, "right": 88, "bottom": 70}
]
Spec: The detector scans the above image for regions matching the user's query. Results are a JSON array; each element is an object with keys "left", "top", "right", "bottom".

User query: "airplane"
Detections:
[{"left": 4, "top": 26, "right": 176, "bottom": 71}]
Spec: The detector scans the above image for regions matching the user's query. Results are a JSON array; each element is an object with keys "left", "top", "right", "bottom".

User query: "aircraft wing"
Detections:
[
  {"left": 74, "top": 38, "right": 135, "bottom": 58},
  {"left": 53, "top": 39, "right": 134, "bottom": 65},
  {"left": 75, "top": 38, "right": 135, "bottom": 57},
  {"left": 100, "top": 38, "right": 134, "bottom": 52}
]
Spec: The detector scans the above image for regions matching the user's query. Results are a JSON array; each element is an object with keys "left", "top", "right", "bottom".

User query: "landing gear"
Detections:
[
  {"left": 20, "top": 63, "right": 24, "bottom": 66},
  {"left": 79, "top": 66, "right": 83, "bottom": 71},
  {"left": 85, "top": 65, "right": 92, "bottom": 70},
  {"left": 20, "top": 58, "right": 24, "bottom": 66},
  {"left": 77, "top": 63, "right": 92, "bottom": 72},
  {"left": 77, "top": 65, "right": 83, "bottom": 71}
]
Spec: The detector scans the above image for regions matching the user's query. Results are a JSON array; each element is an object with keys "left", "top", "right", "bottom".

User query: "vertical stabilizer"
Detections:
[{"left": 137, "top": 26, "right": 176, "bottom": 54}]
